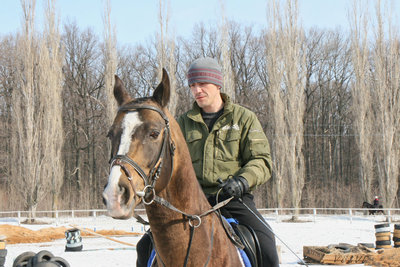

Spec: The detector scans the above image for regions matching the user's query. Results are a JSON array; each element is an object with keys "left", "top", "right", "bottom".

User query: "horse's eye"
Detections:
[{"left": 150, "top": 130, "right": 160, "bottom": 139}]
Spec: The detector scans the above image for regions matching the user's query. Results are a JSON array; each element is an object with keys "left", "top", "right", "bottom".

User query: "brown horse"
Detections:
[{"left": 102, "top": 69, "right": 242, "bottom": 266}]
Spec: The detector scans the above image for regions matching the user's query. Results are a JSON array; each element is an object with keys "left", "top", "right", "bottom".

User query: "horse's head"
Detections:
[{"left": 103, "top": 69, "right": 174, "bottom": 219}]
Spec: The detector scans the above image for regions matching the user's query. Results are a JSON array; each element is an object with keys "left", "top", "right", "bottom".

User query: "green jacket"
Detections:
[{"left": 177, "top": 93, "right": 272, "bottom": 195}]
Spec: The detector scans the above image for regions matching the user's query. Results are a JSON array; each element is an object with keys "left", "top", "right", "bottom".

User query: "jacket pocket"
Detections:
[
  {"left": 186, "top": 130, "right": 203, "bottom": 162},
  {"left": 249, "top": 139, "right": 269, "bottom": 157},
  {"left": 215, "top": 129, "right": 240, "bottom": 160}
]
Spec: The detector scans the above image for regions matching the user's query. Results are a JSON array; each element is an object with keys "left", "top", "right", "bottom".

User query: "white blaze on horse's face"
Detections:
[
  {"left": 118, "top": 112, "right": 142, "bottom": 155},
  {"left": 103, "top": 112, "right": 143, "bottom": 217}
]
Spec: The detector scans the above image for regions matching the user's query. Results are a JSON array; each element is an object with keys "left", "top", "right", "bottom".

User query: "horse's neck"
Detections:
[
  {"left": 147, "top": 157, "right": 210, "bottom": 220},
  {"left": 146, "top": 125, "right": 211, "bottom": 222}
]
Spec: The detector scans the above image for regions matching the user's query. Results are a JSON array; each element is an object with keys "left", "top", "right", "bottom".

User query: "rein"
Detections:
[{"left": 109, "top": 103, "right": 233, "bottom": 266}]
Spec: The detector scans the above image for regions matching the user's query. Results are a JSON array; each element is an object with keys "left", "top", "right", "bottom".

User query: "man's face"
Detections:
[{"left": 189, "top": 82, "right": 221, "bottom": 111}]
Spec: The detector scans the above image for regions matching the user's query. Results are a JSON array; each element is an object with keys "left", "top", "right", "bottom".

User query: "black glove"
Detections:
[{"left": 218, "top": 176, "right": 249, "bottom": 198}]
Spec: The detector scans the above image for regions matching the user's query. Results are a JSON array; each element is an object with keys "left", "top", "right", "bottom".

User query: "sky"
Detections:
[{"left": 0, "top": 0, "right": 399, "bottom": 46}]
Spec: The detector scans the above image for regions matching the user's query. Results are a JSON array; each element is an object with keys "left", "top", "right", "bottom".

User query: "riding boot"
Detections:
[{"left": 136, "top": 231, "right": 153, "bottom": 267}]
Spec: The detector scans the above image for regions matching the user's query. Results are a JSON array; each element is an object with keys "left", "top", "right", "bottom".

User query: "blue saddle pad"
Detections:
[{"left": 147, "top": 249, "right": 156, "bottom": 267}]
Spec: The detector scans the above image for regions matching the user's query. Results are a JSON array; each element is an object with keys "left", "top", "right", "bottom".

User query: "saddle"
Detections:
[{"left": 223, "top": 217, "right": 263, "bottom": 267}]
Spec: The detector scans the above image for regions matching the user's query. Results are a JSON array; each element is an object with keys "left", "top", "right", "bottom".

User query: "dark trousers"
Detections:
[
  {"left": 137, "top": 231, "right": 153, "bottom": 267},
  {"left": 136, "top": 193, "right": 279, "bottom": 267},
  {"left": 208, "top": 193, "right": 279, "bottom": 267}
]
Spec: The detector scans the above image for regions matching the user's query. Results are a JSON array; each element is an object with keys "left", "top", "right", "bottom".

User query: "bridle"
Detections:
[{"left": 109, "top": 103, "right": 175, "bottom": 205}]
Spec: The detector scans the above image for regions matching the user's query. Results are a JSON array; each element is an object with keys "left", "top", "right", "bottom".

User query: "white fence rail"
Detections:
[
  {"left": 1, "top": 207, "right": 400, "bottom": 225},
  {"left": 258, "top": 207, "right": 400, "bottom": 224}
]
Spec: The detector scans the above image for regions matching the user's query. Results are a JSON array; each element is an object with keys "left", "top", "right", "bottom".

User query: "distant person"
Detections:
[{"left": 373, "top": 196, "right": 379, "bottom": 208}]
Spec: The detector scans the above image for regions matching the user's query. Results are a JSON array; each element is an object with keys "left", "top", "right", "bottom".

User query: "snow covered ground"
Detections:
[{"left": 0, "top": 212, "right": 395, "bottom": 267}]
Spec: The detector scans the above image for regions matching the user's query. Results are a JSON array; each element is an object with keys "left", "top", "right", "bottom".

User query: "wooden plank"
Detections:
[
  {"left": 321, "top": 253, "right": 371, "bottom": 264},
  {"left": 303, "top": 246, "right": 325, "bottom": 262},
  {"left": 303, "top": 246, "right": 376, "bottom": 265}
]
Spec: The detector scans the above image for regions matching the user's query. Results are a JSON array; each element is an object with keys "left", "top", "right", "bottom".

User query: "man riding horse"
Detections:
[
  {"left": 136, "top": 57, "right": 279, "bottom": 267},
  {"left": 362, "top": 196, "right": 384, "bottom": 215},
  {"left": 104, "top": 69, "right": 258, "bottom": 266}
]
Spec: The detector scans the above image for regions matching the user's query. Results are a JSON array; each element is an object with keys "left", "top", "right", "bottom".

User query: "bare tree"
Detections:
[
  {"left": 102, "top": 1, "right": 117, "bottom": 203},
  {"left": 42, "top": 0, "right": 64, "bottom": 212},
  {"left": 11, "top": 0, "right": 42, "bottom": 219},
  {"left": 266, "top": 0, "right": 287, "bottom": 208},
  {"left": 103, "top": 0, "right": 117, "bottom": 125},
  {"left": 266, "top": 0, "right": 306, "bottom": 212},
  {"left": 11, "top": 0, "right": 64, "bottom": 219},
  {"left": 283, "top": 0, "right": 306, "bottom": 214},
  {"left": 370, "top": 0, "right": 400, "bottom": 208},
  {"left": 302, "top": 29, "right": 354, "bottom": 208},
  {"left": 157, "top": 0, "right": 177, "bottom": 115},
  {"left": 350, "top": 1, "right": 375, "bottom": 204},
  {"left": 181, "top": 23, "right": 220, "bottom": 60},
  {"left": 116, "top": 44, "right": 159, "bottom": 97},
  {"left": 0, "top": 35, "right": 17, "bottom": 210},
  {"left": 229, "top": 23, "right": 263, "bottom": 109},
  {"left": 219, "top": 0, "right": 234, "bottom": 100},
  {"left": 349, "top": 0, "right": 400, "bottom": 208},
  {"left": 61, "top": 22, "right": 106, "bottom": 208}
]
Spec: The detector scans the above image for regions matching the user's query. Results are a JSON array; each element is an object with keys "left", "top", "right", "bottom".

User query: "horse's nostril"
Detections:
[
  {"left": 119, "top": 185, "right": 130, "bottom": 205},
  {"left": 102, "top": 190, "right": 109, "bottom": 206},
  {"left": 102, "top": 184, "right": 108, "bottom": 206},
  {"left": 119, "top": 185, "right": 125, "bottom": 194}
]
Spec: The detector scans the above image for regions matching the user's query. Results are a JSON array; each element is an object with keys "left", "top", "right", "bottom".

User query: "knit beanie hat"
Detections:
[{"left": 187, "top": 57, "right": 223, "bottom": 88}]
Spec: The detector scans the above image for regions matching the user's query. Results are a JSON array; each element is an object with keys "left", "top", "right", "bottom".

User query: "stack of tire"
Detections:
[
  {"left": 374, "top": 223, "right": 392, "bottom": 249},
  {"left": 12, "top": 250, "right": 69, "bottom": 267},
  {"left": 0, "top": 235, "right": 6, "bottom": 267},
  {"left": 393, "top": 224, "right": 400, "bottom": 248}
]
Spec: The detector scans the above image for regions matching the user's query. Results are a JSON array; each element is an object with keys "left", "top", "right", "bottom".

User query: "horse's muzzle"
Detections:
[{"left": 103, "top": 183, "right": 133, "bottom": 219}]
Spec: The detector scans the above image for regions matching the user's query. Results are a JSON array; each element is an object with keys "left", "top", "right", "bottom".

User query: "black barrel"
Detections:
[
  {"left": 394, "top": 224, "right": 400, "bottom": 248},
  {"left": 65, "top": 228, "right": 83, "bottom": 252}
]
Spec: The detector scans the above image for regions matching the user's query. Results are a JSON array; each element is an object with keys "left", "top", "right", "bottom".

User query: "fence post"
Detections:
[
  {"left": 17, "top": 211, "right": 21, "bottom": 225},
  {"left": 313, "top": 208, "right": 316, "bottom": 223},
  {"left": 349, "top": 208, "right": 352, "bottom": 224}
]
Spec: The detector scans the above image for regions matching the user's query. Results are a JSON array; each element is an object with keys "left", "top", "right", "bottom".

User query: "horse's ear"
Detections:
[
  {"left": 114, "top": 75, "right": 132, "bottom": 106},
  {"left": 153, "top": 68, "right": 170, "bottom": 108}
]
